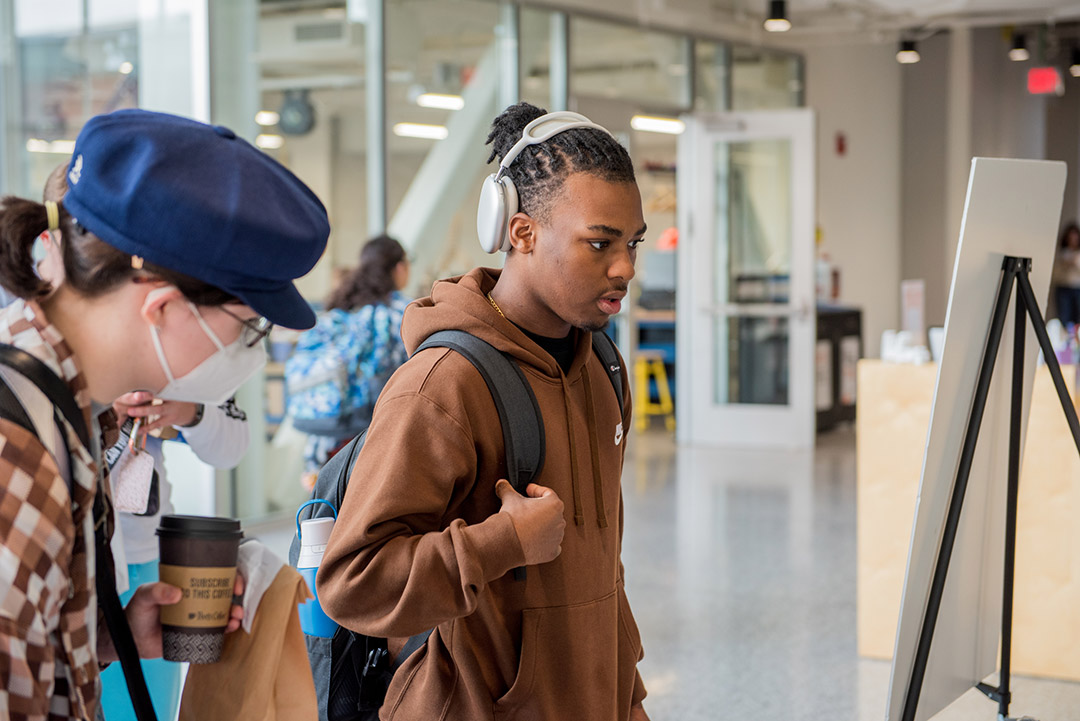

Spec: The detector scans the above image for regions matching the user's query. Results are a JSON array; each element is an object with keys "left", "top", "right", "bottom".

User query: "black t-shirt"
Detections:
[{"left": 519, "top": 326, "right": 576, "bottom": 375}]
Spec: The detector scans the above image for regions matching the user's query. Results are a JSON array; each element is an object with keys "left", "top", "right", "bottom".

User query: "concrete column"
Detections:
[
  {"left": 549, "top": 11, "right": 568, "bottom": 111},
  {"left": 497, "top": 2, "right": 520, "bottom": 112},
  {"left": 366, "top": 0, "right": 387, "bottom": 234},
  {"left": 0, "top": 0, "right": 21, "bottom": 194}
]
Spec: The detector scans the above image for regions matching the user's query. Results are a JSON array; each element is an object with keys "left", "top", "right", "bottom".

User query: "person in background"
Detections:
[
  {"left": 98, "top": 392, "right": 250, "bottom": 721},
  {"left": 288, "top": 235, "right": 410, "bottom": 488},
  {"left": 1054, "top": 222, "right": 1080, "bottom": 329},
  {"left": 0, "top": 108, "right": 328, "bottom": 720}
]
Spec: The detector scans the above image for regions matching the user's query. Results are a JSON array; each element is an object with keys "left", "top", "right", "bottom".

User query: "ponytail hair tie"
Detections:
[{"left": 44, "top": 201, "right": 60, "bottom": 232}]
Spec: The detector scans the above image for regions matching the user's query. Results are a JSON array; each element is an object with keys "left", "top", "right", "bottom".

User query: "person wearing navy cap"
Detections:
[{"left": 0, "top": 109, "right": 328, "bottom": 721}]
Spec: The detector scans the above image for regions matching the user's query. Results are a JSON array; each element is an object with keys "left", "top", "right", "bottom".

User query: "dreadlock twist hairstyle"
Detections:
[{"left": 484, "top": 102, "right": 636, "bottom": 222}]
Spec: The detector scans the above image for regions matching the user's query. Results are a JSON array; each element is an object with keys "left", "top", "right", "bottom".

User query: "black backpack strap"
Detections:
[
  {"left": 0, "top": 371, "right": 37, "bottom": 438},
  {"left": 415, "top": 330, "right": 544, "bottom": 583},
  {"left": 415, "top": 330, "right": 545, "bottom": 493},
  {"left": 391, "top": 629, "right": 434, "bottom": 671},
  {"left": 0, "top": 344, "right": 158, "bottom": 721},
  {"left": 590, "top": 331, "right": 624, "bottom": 416}
]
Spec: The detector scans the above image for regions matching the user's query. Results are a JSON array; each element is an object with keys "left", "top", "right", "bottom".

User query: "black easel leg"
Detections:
[
  {"left": 1016, "top": 270, "right": 1080, "bottom": 453},
  {"left": 997, "top": 277, "right": 1026, "bottom": 719},
  {"left": 901, "top": 261, "right": 1019, "bottom": 721}
]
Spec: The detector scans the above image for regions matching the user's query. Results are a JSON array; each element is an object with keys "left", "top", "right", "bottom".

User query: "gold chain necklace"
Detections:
[{"left": 486, "top": 292, "right": 505, "bottom": 318}]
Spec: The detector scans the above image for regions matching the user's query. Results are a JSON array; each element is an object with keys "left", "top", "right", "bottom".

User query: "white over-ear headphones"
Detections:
[{"left": 477, "top": 111, "right": 614, "bottom": 253}]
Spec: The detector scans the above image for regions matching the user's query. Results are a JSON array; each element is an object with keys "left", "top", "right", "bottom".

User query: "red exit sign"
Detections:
[{"left": 1028, "top": 66, "right": 1063, "bottom": 95}]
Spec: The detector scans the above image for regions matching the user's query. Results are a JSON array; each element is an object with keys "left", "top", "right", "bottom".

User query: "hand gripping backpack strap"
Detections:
[
  {"left": 0, "top": 345, "right": 158, "bottom": 721},
  {"left": 415, "top": 330, "right": 545, "bottom": 582}
]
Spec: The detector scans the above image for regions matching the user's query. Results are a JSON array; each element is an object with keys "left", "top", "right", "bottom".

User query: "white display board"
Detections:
[{"left": 886, "top": 158, "right": 1067, "bottom": 721}]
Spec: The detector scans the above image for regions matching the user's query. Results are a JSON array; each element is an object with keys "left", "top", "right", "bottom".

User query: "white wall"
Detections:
[{"left": 804, "top": 43, "right": 902, "bottom": 358}]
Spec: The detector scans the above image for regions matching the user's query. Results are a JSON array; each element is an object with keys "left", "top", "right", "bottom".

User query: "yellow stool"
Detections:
[{"left": 634, "top": 350, "right": 675, "bottom": 431}]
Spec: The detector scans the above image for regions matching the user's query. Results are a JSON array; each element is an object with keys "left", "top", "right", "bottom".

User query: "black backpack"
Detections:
[
  {"left": 289, "top": 329, "right": 624, "bottom": 721},
  {"left": 0, "top": 345, "right": 159, "bottom": 721}
]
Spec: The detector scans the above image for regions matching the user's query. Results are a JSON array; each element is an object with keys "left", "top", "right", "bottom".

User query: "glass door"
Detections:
[{"left": 676, "top": 110, "right": 815, "bottom": 447}]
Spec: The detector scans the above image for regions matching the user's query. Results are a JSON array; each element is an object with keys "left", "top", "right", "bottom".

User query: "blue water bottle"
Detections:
[{"left": 296, "top": 499, "right": 339, "bottom": 638}]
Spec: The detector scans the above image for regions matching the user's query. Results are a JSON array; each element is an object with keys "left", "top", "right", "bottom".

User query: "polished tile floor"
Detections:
[
  {"left": 253, "top": 426, "right": 1080, "bottom": 720},
  {"left": 620, "top": 426, "right": 1080, "bottom": 721}
]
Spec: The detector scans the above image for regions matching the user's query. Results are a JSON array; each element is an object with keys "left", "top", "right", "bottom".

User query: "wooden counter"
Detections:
[{"left": 857, "top": 359, "right": 1080, "bottom": 681}]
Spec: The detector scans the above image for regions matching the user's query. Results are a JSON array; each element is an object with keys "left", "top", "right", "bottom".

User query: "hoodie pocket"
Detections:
[{"left": 494, "top": 590, "right": 619, "bottom": 720}]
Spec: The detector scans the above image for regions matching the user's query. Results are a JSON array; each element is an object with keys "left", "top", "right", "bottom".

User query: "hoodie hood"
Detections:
[
  {"left": 404, "top": 266, "right": 618, "bottom": 529},
  {"left": 404, "top": 267, "right": 578, "bottom": 379}
]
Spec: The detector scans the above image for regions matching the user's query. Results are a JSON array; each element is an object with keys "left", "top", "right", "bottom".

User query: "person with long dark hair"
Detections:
[{"left": 286, "top": 235, "right": 411, "bottom": 485}]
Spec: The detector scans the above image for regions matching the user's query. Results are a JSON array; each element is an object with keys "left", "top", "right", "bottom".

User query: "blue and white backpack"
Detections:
[{"left": 285, "top": 297, "right": 408, "bottom": 438}]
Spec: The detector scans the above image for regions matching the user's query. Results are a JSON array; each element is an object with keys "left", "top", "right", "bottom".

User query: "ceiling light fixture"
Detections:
[
  {"left": 393, "top": 123, "right": 449, "bottom": 140},
  {"left": 255, "top": 111, "right": 280, "bottom": 126},
  {"left": 1009, "top": 33, "right": 1030, "bottom": 62},
  {"left": 415, "top": 92, "right": 465, "bottom": 110},
  {"left": 25, "top": 138, "right": 76, "bottom": 154},
  {"left": 630, "top": 115, "right": 686, "bottom": 135},
  {"left": 1071, "top": 48, "right": 1080, "bottom": 77},
  {"left": 118, "top": 61, "right": 134, "bottom": 75},
  {"left": 896, "top": 40, "right": 921, "bottom": 64},
  {"left": 763, "top": 0, "right": 791, "bottom": 33},
  {"left": 255, "top": 134, "right": 285, "bottom": 150}
]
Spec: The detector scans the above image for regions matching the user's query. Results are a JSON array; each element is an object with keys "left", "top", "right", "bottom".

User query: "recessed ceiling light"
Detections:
[
  {"left": 630, "top": 115, "right": 686, "bottom": 135},
  {"left": 256, "top": 111, "right": 280, "bottom": 126},
  {"left": 393, "top": 123, "right": 449, "bottom": 140},
  {"left": 416, "top": 93, "right": 464, "bottom": 110},
  {"left": 255, "top": 134, "right": 285, "bottom": 149}
]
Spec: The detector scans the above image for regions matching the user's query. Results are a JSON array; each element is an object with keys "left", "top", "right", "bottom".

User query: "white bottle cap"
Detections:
[{"left": 297, "top": 517, "right": 336, "bottom": 569}]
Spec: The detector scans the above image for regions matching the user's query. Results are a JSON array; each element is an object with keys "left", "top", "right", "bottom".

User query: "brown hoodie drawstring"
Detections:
[
  {"left": 581, "top": 365, "right": 609, "bottom": 529},
  {"left": 561, "top": 376, "right": 586, "bottom": 526}
]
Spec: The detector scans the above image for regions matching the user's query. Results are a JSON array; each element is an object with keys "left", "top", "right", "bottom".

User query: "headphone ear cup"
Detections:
[
  {"left": 498, "top": 176, "right": 519, "bottom": 252},
  {"left": 477, "top": 174, "right": 507, "bottom": 254}
]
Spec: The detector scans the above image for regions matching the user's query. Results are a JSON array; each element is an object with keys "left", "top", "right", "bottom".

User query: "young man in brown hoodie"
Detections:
[{"left": 318, "top": 102, "right": 650, "bottom": 721}]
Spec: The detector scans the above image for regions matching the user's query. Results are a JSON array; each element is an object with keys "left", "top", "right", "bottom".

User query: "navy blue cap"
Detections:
[{"left": 62, "top": 109, "right": 329, "bottom": 329}]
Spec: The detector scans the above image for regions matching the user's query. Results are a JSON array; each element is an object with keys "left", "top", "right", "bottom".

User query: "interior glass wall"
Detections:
[
  {"left": 695, "top": 39, "right": 730, "bottom": 112},
  {"left": 0, "top": 1, "right": 808, "bottom": 523},
  {"left": 385, "top": 0, "right": 502, "bottom": 293},
  {"left": 242, "top": 3, "right": 806, "bottom": 524},
  {"left": 570, "top": 17, "right": 691, "bottom": 110},
  {"left": 8, "top": 0, "right": 139, "bottom": 198},
  {"left": 731, "top": 44, "right": 803, "bottom": 110}
]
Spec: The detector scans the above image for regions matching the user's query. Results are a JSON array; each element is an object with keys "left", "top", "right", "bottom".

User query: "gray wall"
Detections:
[
  {"left": 900, "top": 27, "right": 1077, "bottom": 328},
  {"left": 970, "top": 28, "right": 1047, "bottom": 162},
  {"left": 901, "top": 34, "right": 950, "bottom": 329}
]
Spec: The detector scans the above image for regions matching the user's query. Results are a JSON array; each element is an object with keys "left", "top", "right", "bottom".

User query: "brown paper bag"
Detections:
[{"left": 179, "top": 565, "right": 317, "bottom": 721}]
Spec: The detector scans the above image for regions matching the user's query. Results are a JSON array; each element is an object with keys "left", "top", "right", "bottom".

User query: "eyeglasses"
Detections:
[
  {"left": 219, "top": 306, "right": 274, "bottom": 348},
  {"left": 131, "top": 276, "right": 273, "bottom": 347}
]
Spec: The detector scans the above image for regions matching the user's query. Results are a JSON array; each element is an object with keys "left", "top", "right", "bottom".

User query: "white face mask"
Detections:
[{"left": 147, "top": 287, "right": 266, "bottom": 404}]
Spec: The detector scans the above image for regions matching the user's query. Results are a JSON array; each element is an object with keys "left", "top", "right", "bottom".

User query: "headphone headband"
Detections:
[
  {"left": 498, "top": 111, "right": 614, "bottom": 173},
  {"left": 478, "top": 110, "right": 615, "bottom": 254}
]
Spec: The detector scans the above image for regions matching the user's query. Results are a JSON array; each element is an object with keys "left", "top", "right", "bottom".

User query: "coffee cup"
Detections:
[{"left": 156, "top": 515, "right": 243, "bottom": 664}]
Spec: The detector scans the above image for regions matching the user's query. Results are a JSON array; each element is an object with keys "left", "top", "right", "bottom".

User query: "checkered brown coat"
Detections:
[{"left": 0, "top": 300, "right": 113, "bottom": 721}]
